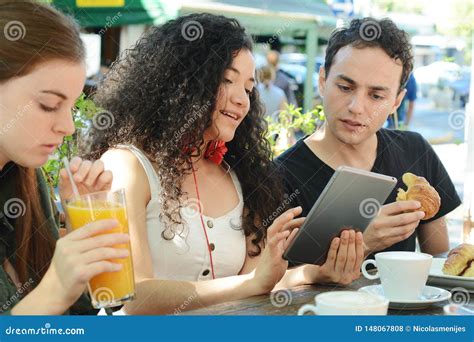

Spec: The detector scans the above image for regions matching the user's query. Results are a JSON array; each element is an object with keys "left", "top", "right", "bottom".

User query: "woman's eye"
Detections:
[
  {"left": 224, "top": 78, "right": 233, "bottom": 84},
  {"left": 40, "top": 104, "right": 57, "bottom": 112}
]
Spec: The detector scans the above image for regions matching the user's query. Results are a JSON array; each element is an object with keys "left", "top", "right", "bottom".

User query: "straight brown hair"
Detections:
[{"left": 0, "top": 0, "right": 85, "bottom": 285}]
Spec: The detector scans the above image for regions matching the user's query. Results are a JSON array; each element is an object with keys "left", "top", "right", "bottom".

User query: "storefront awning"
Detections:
[{"left": 44, "top": 0, "right": 177, "bottom": 27}]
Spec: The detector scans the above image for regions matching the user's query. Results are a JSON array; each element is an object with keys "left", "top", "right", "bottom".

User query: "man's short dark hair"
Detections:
[{"left": 324, "top": 17, "right": 413, "bottom": 93}]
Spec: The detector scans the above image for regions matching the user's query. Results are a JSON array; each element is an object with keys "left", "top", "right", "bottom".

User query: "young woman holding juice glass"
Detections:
[
  {"left": 86, "top": 13, "right": 365, "bottom": 314},
  {"left": 0, "top": 0, "right": 130, "bottom": 315}
]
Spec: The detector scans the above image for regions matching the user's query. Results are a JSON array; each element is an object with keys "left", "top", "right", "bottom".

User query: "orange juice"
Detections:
[{"left": 66, "top": 198, "right": 135, "bottom": 308}]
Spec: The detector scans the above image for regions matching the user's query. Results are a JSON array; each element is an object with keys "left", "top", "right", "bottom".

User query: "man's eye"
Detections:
[
  {"left": 337, "top": 85, "right": 351, "bottom": 92},
  {"left": 371, "top": 94, "right": 384, "bottom": 100}
]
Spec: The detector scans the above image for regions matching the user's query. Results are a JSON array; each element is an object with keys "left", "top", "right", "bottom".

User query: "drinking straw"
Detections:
[{"left": 62, "top": 157, "right": 81, "bottom": 200}]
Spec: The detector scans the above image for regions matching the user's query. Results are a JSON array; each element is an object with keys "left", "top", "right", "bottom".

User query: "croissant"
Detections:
[
  {"left": 463, "top": 263, "right": 474, "bottom": 277},
  {"left": 396, "top": 172, "right": 441, "bottom": 220},
  {"left": 442, "top": 244, "right": 474, "bottom": 277}
]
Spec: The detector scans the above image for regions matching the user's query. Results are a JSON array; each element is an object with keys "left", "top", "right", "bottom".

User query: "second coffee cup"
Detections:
[{"left": 361, "top": 251, "right": 432, "bottom": 301}]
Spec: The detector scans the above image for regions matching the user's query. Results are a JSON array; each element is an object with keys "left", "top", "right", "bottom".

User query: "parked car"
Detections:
[
  {"left": 414, "top": 61, "right": 462, "bottom": 97},
  {"left": 447, "top": 67, "right": 471, "bottom": 108},
  {"left": 280, "top": 53, "right": 324, "bottom": 74}
]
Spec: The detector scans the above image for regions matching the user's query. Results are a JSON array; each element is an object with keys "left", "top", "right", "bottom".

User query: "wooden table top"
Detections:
[{"left": 184, "top": 275, "right": 472, "bottom": 316}]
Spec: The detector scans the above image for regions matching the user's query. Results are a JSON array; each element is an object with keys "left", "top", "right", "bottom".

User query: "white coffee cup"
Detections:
[
  {"left": 361, "top": 251, "right": 433, "bottom": 301},
  {"left": 297, "top": 291, "right": 389, "bottom": 315}
]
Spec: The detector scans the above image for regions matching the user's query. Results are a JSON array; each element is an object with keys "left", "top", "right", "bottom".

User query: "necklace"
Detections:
[{"left": 191, "top": 165, "right": 216, "bottom": 279}]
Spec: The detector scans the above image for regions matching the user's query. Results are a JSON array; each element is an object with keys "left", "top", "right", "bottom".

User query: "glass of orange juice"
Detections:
[{"left": 64, "top": 188, "right": 135, "bottom": 309}]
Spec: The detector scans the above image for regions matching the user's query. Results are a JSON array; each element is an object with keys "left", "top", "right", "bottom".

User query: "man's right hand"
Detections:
[{"left": 363, "top": 200, "right": 425, "bottom": 255}]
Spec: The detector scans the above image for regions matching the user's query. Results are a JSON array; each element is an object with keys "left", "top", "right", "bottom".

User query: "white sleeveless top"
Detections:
[{"left": 117, "top": 145, "right": 246, "bottom": 281}]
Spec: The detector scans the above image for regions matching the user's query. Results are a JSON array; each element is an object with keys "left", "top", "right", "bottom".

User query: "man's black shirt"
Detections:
[{"left": 275, "top": 129, "right": 461, "bottom": 257}]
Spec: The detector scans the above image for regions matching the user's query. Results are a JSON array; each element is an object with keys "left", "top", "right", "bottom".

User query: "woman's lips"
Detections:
[
  {"left": 220, "top": 111, "right": 240, "bottom": 126},
  {"left": 41, "top": 144, "right": 59, "bottom": 153},
  {"left": 220, "top": 110, "right": 239, "bottom": 121}
]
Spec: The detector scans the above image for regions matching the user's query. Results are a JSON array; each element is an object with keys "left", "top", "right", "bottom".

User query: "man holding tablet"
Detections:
[{"left": 276, "top": 17, "right": 461, "bottom": 260}]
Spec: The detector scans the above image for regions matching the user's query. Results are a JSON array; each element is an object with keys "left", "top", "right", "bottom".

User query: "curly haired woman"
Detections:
[{"left": 86, "top": 13, "right": 364, "bottom": 314}]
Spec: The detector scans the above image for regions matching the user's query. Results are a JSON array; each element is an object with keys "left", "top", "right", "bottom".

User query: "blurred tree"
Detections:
[
  {"left": 447, "top": 0, "right": 473, "bottom": 64},
  {"left": 371, "top": 0, "right": 425, "bottom": 14},
  {"left": 372, "top": 0, "right": 472, "bottom": 64}
]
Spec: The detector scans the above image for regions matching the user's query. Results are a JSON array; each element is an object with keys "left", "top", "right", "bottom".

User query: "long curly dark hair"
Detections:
[{"left": 85, "top": 13, "right": 283, "bottom": 256}]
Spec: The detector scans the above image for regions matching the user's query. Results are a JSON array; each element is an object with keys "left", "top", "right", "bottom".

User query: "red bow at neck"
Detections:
[{"left": 204, "top": 140, "right": 228, "bottom": 165}]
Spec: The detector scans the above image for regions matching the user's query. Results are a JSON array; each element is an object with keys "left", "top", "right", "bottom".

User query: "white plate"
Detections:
[
  {"left": 443, "top": 303, "right": 474, "bottom": 315},
  {"left": 358, "top": 285, "right": 451, "bottom": 310},
  {"left": 427, "top": 258, "right": 474, "bottom": 292}
]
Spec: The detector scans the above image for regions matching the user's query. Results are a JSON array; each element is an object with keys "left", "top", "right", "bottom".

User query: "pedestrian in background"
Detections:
[
  {"left": 388, "top": 73, "right": 417, "bottom": 128},
  {"left": 266, "top": 50, "right": 298, "bottom": 106},
  {"left": 257, "top": 65, "right": 287, "bottom": 122}
]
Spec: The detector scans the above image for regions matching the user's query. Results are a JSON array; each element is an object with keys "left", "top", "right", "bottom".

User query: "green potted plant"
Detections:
[{"left": 266, "top": 104, "right": 325, "bottom": 156}]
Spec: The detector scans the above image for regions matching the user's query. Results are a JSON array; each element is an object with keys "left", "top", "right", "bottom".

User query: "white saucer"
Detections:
[{"left": 358, "top": 285, "right": 451, "bottom": 310}]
